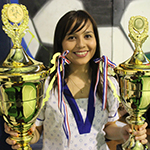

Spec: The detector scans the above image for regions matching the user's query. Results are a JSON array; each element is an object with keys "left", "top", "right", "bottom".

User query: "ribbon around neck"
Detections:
[
  {"left": 43, "top": 52, "right": 117, "bottom": 146},
  {"left": 56, "top": 50, "right": 71, "bottom": 145}
]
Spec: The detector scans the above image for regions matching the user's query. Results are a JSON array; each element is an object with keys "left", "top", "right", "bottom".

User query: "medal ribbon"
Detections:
[
  {"left": 94, "top": 55, "right": 116, "bottom": 110},
  {"left": 42, "top": 50, "right": 71, "bottom": 145},
  {"left": 63, "top": 82, "right": 95, "bottom": 134},
  {"left": 56, "top": 50, "right": 71, "bottom": 144}
]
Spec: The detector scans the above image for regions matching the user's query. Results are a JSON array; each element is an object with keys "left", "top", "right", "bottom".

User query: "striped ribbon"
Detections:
[
  {"left": 44, "top": 52, "right": 116, "bottom": 146},
  {"left": 56, "top": 50, "right": 71, "bottom": 145},
  {"left": 94, "top": 55, "right": 116, "bottom": 110}
]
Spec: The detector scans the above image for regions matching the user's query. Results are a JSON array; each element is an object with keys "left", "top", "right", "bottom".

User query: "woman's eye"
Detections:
[
  {"left": 68, "top": 36, "right": 76, "bottom": 40},
  {"left": 85, "top": 34, "right": 92, "bottom": 39}
]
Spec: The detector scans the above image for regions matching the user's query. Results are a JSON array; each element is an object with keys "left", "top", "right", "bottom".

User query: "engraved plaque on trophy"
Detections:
[
  {"left": 115, "top": 16, "right": 150, "bottom": 150},
  {"left": 0, "top": 3, "right": 50, "bottom": 150}
]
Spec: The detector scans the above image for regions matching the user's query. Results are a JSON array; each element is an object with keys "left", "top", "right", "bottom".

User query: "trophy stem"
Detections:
[
  {"left": 10, "top": 131, "right": 33, "bottom": 150},
  {"left": 126, "top": 115, "right": 145, "bottom": 125}
]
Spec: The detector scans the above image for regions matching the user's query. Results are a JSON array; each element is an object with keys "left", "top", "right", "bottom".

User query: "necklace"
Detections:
[{"left": 69, "top": 77, "right": 84, "bottom": 93}]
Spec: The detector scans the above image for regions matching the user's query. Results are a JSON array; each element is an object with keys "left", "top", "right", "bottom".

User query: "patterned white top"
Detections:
[{"left": 35, "top": 76, "right": 120, "bottom": 150}]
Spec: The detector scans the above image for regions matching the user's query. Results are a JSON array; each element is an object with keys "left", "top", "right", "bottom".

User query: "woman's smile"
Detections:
[{"left": 73, "top": 50, "right": 89, "bottom": 57}]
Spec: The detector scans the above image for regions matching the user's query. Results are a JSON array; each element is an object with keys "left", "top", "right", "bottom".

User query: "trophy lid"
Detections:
[
  {"left": 115, "top": 16, "right": 150, "bottom": 75},
  {"left": 0, "top": 3, "right": 50, "bottom": 83}
]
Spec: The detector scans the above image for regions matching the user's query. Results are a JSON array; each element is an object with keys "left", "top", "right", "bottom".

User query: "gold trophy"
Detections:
[
  {"left": 115, "top": 16, "right": 150, "bottom": 150},
  {"left": 0, "top": 3, "right": 50, "bottom": 150}
]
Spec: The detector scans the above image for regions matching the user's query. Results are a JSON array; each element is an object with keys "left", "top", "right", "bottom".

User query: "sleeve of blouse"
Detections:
[
  {"left": 35, "top": 105, "right": 46, "bottom": 126},
  {"left": 35, "top": 77, "right": 50, "bottom": 127},
  {"left": 107, "top": 76, "right": 120, "bottom": 122}
]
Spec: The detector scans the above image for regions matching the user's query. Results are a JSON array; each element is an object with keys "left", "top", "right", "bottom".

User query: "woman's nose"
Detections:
[{"left": 76, "top": 38, "right": 86, "bottom": 49}]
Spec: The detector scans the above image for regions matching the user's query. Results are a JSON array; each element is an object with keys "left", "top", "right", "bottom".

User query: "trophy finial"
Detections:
[
  {"left": 0, "top": 3, "right": 42, "bottom": 71},
  {"left": 119, "top": 15, "right": 150, "bottom": 69},
  {"left": 128, "top": 16, "right": 149, "bottom": 50},
  {"left": 1, "top": 3, "right": 29, "bottom": 48}
]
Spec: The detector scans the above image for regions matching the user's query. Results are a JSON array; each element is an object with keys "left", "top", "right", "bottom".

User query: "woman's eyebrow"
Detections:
[
  {"left": 85, "top": 31, "right": 94, "bottom": 33},
  {"left": 66, "top": 30, "right": 94, "bottom": 36},
  {"left": 66, "top": 32, "right": 75, "bottom": 36}
]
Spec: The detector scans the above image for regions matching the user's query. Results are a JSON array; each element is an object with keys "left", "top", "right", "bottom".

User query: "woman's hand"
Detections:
[
  {"left": 121, "top": 122, "right": 148, "bottom": 144},
  {"left": 4, "top": 123, "right": 36, "bottom": 149},
  {"left": 5, "top": 122, "right": 21, "bottom": 149}
]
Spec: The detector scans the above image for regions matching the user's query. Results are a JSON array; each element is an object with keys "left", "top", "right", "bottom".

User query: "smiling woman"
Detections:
[{"left": 4, "top": 10, "right": 148, "bottom": 150}]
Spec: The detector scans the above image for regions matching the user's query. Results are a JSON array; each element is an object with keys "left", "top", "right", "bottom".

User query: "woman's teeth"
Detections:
[{"left": 75, "top": 51, "right": 87, "bottom": 55}]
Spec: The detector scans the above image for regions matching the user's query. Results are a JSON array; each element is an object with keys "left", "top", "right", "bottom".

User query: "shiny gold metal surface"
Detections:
[
  {"left": 0, "top": 3, "right": 50, "bottom": 150},
  {"left": 115, "top": 16, "right": 150, "bottom": 150},
  {"left": 7, "top": 3, "right": 24, "bottom": 23}
]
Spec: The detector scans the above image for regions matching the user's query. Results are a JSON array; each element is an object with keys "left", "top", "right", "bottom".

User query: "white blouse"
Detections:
[{"left": 35, "top": 76, "right": 120, "bottom": 150}]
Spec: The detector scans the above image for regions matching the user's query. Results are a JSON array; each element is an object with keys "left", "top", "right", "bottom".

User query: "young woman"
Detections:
[{"left": 5, "top": 10, "right": 147, "bottom": 150}]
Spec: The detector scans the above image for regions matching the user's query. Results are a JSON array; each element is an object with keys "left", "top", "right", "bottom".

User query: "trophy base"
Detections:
[{"left": 116, "top": 144, "right": 148, "bottom": 150}]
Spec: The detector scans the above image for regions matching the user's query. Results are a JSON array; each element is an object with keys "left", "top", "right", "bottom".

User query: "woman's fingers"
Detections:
[
  {"left": 134, "top": 128, "right": 148, "bottom": 144},
  {"left": 5, "top": 137, "right": 21, "bottom": 149},
  {"left": 133, "top": 122, "right": 148, "bottom": 144},
  {"left": 4, "top": 123, "right": 37, "bottom": 149},
  {"left": 30, "top": 123, "right": 36, "bottom": 133},
  {"left": 11, "top": 145, "right": 21, "bottom": 150},
  {"left": 121, "top": 122, "right": 148, "bottom": 144},
  {"left": 4, "top": 123, "right": 21, "bottom": 149},
  {"left": 5, "top": 137, "right": 16, "bottom": 145},
  {"left": 135, "top": 132, "right": 147, "bottom": 140},
  {"left": 139, "top": 122, "right": 148, "bottom": 132},
  {"left": 4, "top": 123, "right": 18, "bottom": 137},
  {"left": 140, "top": 139, "right": 148, "bottom": 145}
]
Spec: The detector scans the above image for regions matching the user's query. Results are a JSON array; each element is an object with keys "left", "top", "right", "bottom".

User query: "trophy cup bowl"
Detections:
[
  {"left": 0, "top": 3, "right": 50, "bottom": 150},
  {"left": 115, "top": 16, "right": 150, "bottom": 150}
]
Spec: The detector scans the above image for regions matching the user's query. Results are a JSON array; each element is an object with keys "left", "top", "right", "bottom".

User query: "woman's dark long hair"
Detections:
[{"left": 50, "top": 10, "right": 103, "bottom": 100}]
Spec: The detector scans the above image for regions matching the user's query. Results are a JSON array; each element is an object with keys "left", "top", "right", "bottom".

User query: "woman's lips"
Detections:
[{"left": 74, "top": 51, "right": 88, "bottom": 57}]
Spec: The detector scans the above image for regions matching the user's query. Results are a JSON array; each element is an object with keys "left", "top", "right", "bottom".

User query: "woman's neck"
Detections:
[
  {"left": 68, "top": 63, "right": 90, "bottom": 78},
  {"left": 66, "top": 63, "right": 92, "bottom": 99}
]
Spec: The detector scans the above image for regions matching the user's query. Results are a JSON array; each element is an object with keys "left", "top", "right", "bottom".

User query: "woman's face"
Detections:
[{"left": 62, "top": 20, "right": 97, "bottom": 66}]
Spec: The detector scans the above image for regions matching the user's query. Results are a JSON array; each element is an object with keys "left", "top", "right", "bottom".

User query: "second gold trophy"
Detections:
[{"left": 115, "top": 16, "right": 150, "bottom": 150}]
